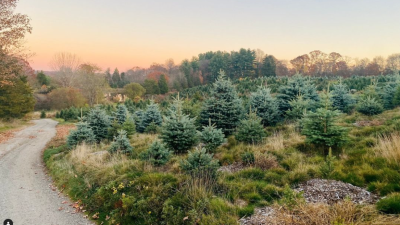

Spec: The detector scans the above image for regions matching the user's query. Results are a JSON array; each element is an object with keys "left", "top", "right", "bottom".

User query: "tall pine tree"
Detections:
[
  {"left": 200, "top": 71, "right": 243, "bottom": 135},
  {"left": 158, "top": 74, "right": 169, "bottom": 94}
]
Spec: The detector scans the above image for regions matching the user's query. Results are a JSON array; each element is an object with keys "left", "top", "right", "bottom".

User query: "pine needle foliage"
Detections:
[
  {"left": 114, "top": 104, "right": 128, "bottom": 124},
  {"left": 236, "top": 112, "right": 266, "bottom": 144},
  {"left": 140, "top": 140, "right": 172, "bottom": 166},
  {"left": 200, "top": 71, "right": 243, "bottom": 135},
  {"left": 198, "top": 120, "right": 225, "bottom": 153},
  {"left": 301, "top": 108, "right": 348, "bottom": 154},
  {"left": 138, "top": 101, "right": 162, "bottom": 133},
  {"left": 356, "top": 96, "right": 384, "bottom": 116},
  {"left": 330, "top": 83, "right": 355, "bottom": 113},
  {"left": 108, "top": 130, "right": 133, "bottom": 154},
  {"left": 67, "top": 122, "right": 96, "bottom": 149},
  {"left": 83, "top": 107, "right": 111, "bottom": 143},
  {"left": 180, "top": 147, "right": 220, "bottom": 177},
  {"left": 250, "top": 85, "right": 281, "bottom": 126},
  {"left": 160, "top": 96, "right": 198, "bottom": 154}
]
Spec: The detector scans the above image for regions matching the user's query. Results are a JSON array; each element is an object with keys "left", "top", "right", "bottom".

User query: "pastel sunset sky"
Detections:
[{"left": 17, "top": 0, "right": 400, "bottom": 71}]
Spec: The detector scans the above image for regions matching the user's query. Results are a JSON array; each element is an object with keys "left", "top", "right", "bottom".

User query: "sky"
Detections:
[{"left": 16, "top": 0, "right": 400, "bottom": 71}]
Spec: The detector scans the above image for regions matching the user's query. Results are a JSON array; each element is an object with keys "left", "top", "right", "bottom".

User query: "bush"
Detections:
[
  {"left": 236, "top": 112, "right": 266, "bottom": 144},
  {"left": 356, "top": 96, "right": 384, "bottom": 116},
  {"left": 140, "top": 140, "right": 172, "bottom": 166},
  {"left": 40, "top": 110, "right": 46, "bottom": 118},
  {"left": 198, "top": 123, "right": 225, "bottom": 153},
  {"left": 241, "top": 152, "right": 255, "bottom": 165},
  {"left": 66, "top": 122, "right": 96, "bottom": 148},
  {"left": 180, "top": 147, "right": 219, "bottom": 177},
  {"left": 108, "top": 130, "right": 133, "bottom": 154},
  {"left": 330, "top": 83, "right": 355, "bottom": 113},
  {"left": 376, "top": 193, "right": 400, "bottom": 214}
]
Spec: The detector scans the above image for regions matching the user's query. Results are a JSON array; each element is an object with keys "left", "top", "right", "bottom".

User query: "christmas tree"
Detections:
[
  {"left": 84, "top": 107, "right": 111, "bottom": 143},
  {"left": 199, "top": 71, "right": 243, "bottom": 135},
  {"left": 236, "top": 112, "right": 266, "bottom": 144},
  {"left": 250, "top": 85, "right": 281, "bottom": 126},
  {"left": 138, "top": 101, "right": 162, "bottom": 133},
  {"left": 198, "top": 120, "right": 225, "bottom": 153},
  {"left": 160, "top": 96, "right": 198, "bottom": 154},
  {"left": 67, "top": 122, "right": 96, "bottom": 148},
  {"left": 108, "top": 130, "right": 133, "bottom": 154},
  {"left": 140, "top": 140, "right": 172, "bottom": 166}
]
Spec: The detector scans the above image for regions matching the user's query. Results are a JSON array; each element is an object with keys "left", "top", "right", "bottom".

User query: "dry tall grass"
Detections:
[
  {"left": 263, "top": 125, "right": 304, "bottom": 153},
  {"left": 68, "top": 143, "right": 145, "bottom": 184},
  {"left": 269, "top": 200, "right": 400, "bottom": 225},
  {"left": 375, "top": 133, "right": 400, "bottom": 166}
]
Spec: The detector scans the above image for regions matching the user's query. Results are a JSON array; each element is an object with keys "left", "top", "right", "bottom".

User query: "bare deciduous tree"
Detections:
[
  {"left": 76, "top": 63, "right": 108, "bottom": 106},
  {"left": 50, "top": 52, "right": 81, "bottom": 87}
]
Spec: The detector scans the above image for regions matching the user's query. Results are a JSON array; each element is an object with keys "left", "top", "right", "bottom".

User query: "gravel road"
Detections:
[{"left": 0, "top": 119, "right": 92, "bottom": 225}]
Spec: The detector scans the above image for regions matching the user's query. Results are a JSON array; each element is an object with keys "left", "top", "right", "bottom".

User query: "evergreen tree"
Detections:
[
  {"left": 108, "top": 130, "right": 133, "bottom": 154},
  {"left": 198, "top": 121, "right": 225, "bottom": 153},
  {"left": 114, "top": 104, "right": 128, "bottom": 124},
  {"left": 356, "top": 96, "right": 384, "bottom": 116},
  {"left": 285, "top": 96, "right": 312, "bottom": 120},
  {"left": 200, "top": 71, "right": 243, "bottom": 135},
  {"left": 160, "top": 97, "right": 198, "bottom": 154},
  {"left": 393, "top": 85, "right": 400, "bottom": 107},
  {"left": 122, "top": 117, "right": 136, "bottom": 137},
  {"left": 180, "top": 147, "right": 219, "bottom": 177},
  {"left": 236, "top": 112, "right": 266, "bottom": 144},
  {"left": 158, "top": 74, "right": 169, "bottom": 94},
  {"left": 140, "top": 140, "right": 172, "bottom": 166},
  {"left": 301, "top": 108, "right": 347, "bottom": 155},
  {"left": 84, "top": 107, "right": 111, "bottom": 142},
  {"left": 36, "top": 71, "right": 50, "bottom": 86},
  {"left": 381, "top": 83, "right": 398, "bottom": 109},
  {"left": 261, "top": 55, "right": 276, "bottom": 77},
  {"left": 250, "top": 86, "right": 281, "bottom": 126},
  {"left": 107, "top": 120, "right": 122, "bottom": 141},
  {"left": 111, "top": 68, "right": 121, "bottom": 88},
  {"left": 138, "top": 101, "right": 162, "bottom": 133},
  {"left": 67, "top": 122, "right": 96, "bottom": 148},
  {"left": 330, "top": 83, "right": 355, "bottom": 113},
  {"left": 40, "top": 110, "right": 46, "bottom": 118},
  {"left": 276, "top": 74, "right": 320, "bottom": 113}
]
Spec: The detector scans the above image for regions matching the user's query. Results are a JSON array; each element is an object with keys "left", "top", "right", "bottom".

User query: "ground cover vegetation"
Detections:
[{"left": 43, "top": 72, "right": 400, "bottom": 224}]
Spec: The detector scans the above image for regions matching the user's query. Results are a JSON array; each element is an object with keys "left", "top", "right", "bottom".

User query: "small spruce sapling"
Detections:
[
  {"left": 356, "top": 96, "right": 384, "bottom": 116},
  {"left": 138, "top": 101, "right": 162, "bottom": 133},
  {"left": 108, "top": 130, "right": 133, "bottom": 154},
  {"left": 114, "top": 104, "right": 128, "bottom": 124},
  {"left": 67, "top": 122, "right": 96, "bottom": 148},
  {"left": 140, "top": 140, "right": 172, "bottom": 166},
  {"left": 198, "top": 119, "right": 225, "bottom": 153},
  {"left": 160, "top": 96, "right": 198, "bottom": 153},
  {"left": 249, "top": 85, "right": 281, "bottom": 126},
  {"left": 236, "top": 111, "right": 266, "bottom": 144},
  {"left": 180, "top": 147, "right": 219, "bottom": 177},
  {"left": 84, "top": 107, "right": 111, "bottom": 143}
]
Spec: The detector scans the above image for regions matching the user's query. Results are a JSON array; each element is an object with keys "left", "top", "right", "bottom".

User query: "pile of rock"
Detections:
[
  {"left": 239, "top": 206, "right": 274, "bottom": 225},
  {"left": 295, "top": 179, "right": 379, "bottom": 204}
]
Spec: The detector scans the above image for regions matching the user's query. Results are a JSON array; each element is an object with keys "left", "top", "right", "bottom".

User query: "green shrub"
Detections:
[
  {"left": 356, "top": 96, "right": 384, "bottom": 116},
  {"left": 140, "top": 140, "right": 172, "bottom": 166},
  {"left": 243, "top": 192, "right": 262, "bottom": 204},
  {"left": 180, "top": 147, "right": 219, "bottom": 177},
  {"left": 40, "top": 110, "right": 46, "bottom": 118},
  {"left": 241, "top": 151, "right": 255, "bottom": 165},
  {"left": 236, "top": 112, "right": 266, "bottom": 144},
  {"left": 144, "top": 121, "right": 159, "bottom": 134},
  {"left": 376, "top": 193, "right": 400, "bottom": 214},
  {"left": 66, "top": 122, "right": 96, "bottom": 148},
  {"left": 198, "top": 123, "right": 225, "bottom": 153},
  {"left": 108, "top": 130, "right": 133, "bottom": 154}
]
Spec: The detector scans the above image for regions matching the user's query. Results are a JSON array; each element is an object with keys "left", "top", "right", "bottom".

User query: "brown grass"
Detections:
[
  {"left": 263, "top": 125, "right": 304, "bottom": 153},
  {"left": 375, "top": 132, "right": 400, "bottom": 166},
  {"left": 269, "top": 200, "right": 400, "bottom": 225}
]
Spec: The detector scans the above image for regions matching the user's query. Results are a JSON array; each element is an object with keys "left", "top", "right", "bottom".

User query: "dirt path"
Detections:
[{"left": 0, "top": 119, "right": 92, "bottom": 225}]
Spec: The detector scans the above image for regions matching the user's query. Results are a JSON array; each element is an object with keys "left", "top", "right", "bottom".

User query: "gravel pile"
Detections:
[
  {"left": 239, "top": 206, "right": 274, "bottom": 225},
  {"left": 295, "top": 179, "right": 379, "bottom": 204}
]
